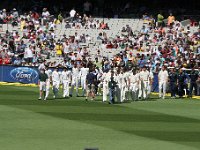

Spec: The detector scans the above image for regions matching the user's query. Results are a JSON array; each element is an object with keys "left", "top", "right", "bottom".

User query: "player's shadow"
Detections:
[{"left": 45, "top": 97, "right": 70, "bottom": 100}]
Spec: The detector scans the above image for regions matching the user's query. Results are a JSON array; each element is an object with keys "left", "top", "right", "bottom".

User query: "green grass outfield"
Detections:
[{"left": 1, "top": 85, "right": 200, "bottom": 150}]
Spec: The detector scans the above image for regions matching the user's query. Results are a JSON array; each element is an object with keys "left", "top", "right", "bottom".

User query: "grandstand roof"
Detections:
[{"left": 0, "top": 0, "right": 199, "bottom": 12}]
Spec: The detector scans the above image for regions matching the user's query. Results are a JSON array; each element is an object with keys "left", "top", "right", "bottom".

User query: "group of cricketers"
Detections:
[
  {"left": 38, "top": 64, "right": 199, "bottom": 103},
  {"left": 38, "top": 64, "right": 90, "bottom": 100}
]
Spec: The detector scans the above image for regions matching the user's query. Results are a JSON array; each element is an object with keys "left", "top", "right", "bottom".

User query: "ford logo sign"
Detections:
[{"left": 10, "top": 67, "right": 38, "bottom": 82}]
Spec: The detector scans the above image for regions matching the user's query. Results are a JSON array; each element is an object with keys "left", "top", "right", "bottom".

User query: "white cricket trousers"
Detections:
[
  {"left": 138, "top": 81, "right": 148, "bottom": 99},
  {"left": 159, "top": 81, "right": 167, "bottom": 98},
  {"left": 53, "top": 80, "right": 60, "bottom": 96},
  {"left": 71, "top": 77, "right": 79, "bottom": 95},
  {"left": 45, "top": 80, "right": 50, "bottom": 98},
  {"left": 147, "top": 82, "right": 152, "bottom": 98},
  {"left": 81, "top": 76, "right": 87, "bottom": 96},
  {"left": 103, "top": 82, "right": 108, "bottom": 102},
  {"left": 63, "top": 80, "right": 69, "bottom": 97},
  {"left": 81, "top": 76, "right": 87, "bottom": 90},
  {"left": 119, "top": 84, "right": 125, "bottom": 102},
  {"left": 131, "top": 83, "right": 139, "bottom": 100}
]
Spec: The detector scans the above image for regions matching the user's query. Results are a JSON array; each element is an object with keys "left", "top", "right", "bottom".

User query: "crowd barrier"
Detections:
[{"left": 0, "top": 65, "right": 159, "bottom": 92}]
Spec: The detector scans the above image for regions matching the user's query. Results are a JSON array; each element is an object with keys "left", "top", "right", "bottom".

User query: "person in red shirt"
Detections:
[
  {"left": 0, "top": 57, "right": 2, "bottom": 64},
  {"left": 100, "top": 21, "right": 106, "bottom": 29},
  {"left": 106, "top": 41, "right": 113, "bottom": 49},
  {"left": 2, "top": 55, "right": 11, "bottom": 64}
]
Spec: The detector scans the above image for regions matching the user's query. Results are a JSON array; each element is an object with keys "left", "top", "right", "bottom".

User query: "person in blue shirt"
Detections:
[
  {"left": 183, "top": 71, "right": 190, "bottom": 97},
  {"left": 103, "top": 58, "right": 111, "bottom": 72},
  {"left": 197, "top": 75, "right": 200, "bottom": 96},
  {"left": 138, "top": 59, "right": 146, "bottom": 68},
  {"left": 177, "top": 68, "right": 187, "bottom": 98},
  {"left": 108, "top": 70, "right": 117, "bottom": 104},
  {"left": 189, "top": 67, "right": 199, "bottom": 97},
  {"left": 86, "top": 69, "right": 97, "bottom": 101},
  {"left": 140, "top": 25, "right": 149, "bottom": 35},
  {"left": 123, "top": 55, "right": 128, "bottom": 66},
  {"left": 66, "top": 59, "right": 73, "bottom": 70},
  {"left": 168, "top": 68, "right": 178, "bottom": 98}
]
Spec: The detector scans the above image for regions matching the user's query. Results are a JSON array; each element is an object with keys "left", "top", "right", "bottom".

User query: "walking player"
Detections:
[
  {"left": 147, "top": 68, "right": 154, "bottom": 98},
  {"left": 44, "top": 67, "right": 52, "bottom": 100},
  {"left": 38, "top": 68, "right": 48, "bottom": 100},
  {"left": 129, "top": 70, "right": 139, "bottom": 101},
  {"left": 118, "top": 70, "right": 126, "bottom": 102},
  {"left": 86, "top": 69, "right": 96, "bottom": 101},
  {"left": 80, "top": 64, "right": 89, "bottom": 96},
  {"left": 108, "top": 71, "right": 117, "bottom": 104},
  {"left": 70, "top": 64, "right": 80, "bottom": 97},
  {"left": 61, "top": 67, "right": 71, "bottom": 98},
  {"left": 158, "top": 66, "right": 168, "bottom": 99},
  {"left": 52, "top": 68, "right": 60, "bottom": 99},
  {"left": 102, "top": 70, "right": 110, "bottom": 102},
  {"left": 138, "top": 66, "right": 150, "bottom": 100}
]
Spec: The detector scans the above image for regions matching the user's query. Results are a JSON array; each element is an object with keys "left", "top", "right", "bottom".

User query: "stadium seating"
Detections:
[{"left": 0, "top": 17, "right": 198, "bottom": 63}]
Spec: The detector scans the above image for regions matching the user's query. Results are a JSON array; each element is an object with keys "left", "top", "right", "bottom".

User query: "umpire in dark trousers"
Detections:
[
  {"left": 169, "top": 68, "right": 178, "bottom": 98},
  {"left": 108, "top": 71, "right": 117, "bottom": 104},
  {"left": 86, "top": 69, "right": 97, "bottom": 101},
  {"left": 177, "top": 68, "right": 187, "bottom": 98},
  {"left": 189, "top": 67, "right": 199, "bottom": 97}
]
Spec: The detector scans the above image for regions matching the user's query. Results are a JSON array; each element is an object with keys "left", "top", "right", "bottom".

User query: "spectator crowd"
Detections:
[{"left": 0, "top": 7, "right": 200, "bottom": 99}]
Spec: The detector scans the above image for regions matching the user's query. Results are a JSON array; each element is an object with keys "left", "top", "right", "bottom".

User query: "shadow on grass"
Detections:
[
  {"left": 40, "top": 112, "right": 200, "bottom": 123},
  {"left": 37, "top": 111, "right": 200, "bottom": 145},
  {"left": 1, "top": 86, "right": 200, "bottom": 148}
]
